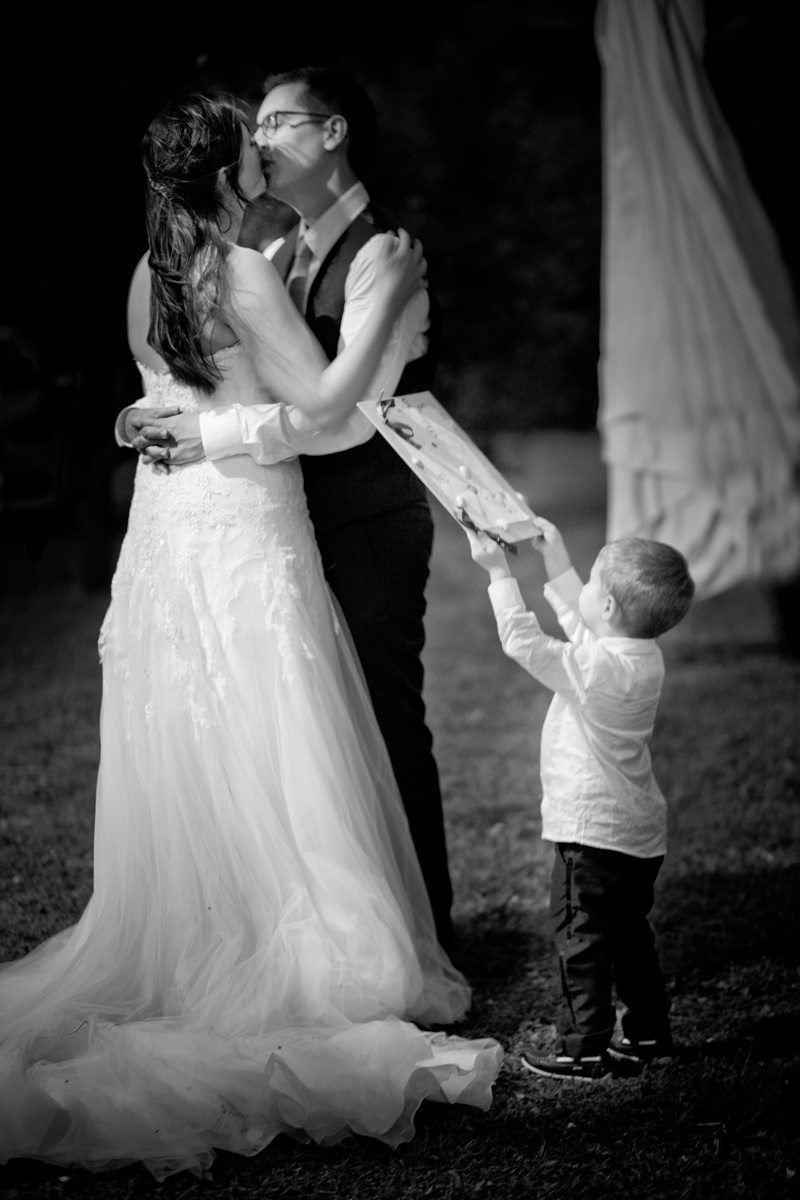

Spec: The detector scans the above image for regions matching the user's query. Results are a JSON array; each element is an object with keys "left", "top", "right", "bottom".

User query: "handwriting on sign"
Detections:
[{"left": 361, "top": 392, "right": 544, "bottom": 550}]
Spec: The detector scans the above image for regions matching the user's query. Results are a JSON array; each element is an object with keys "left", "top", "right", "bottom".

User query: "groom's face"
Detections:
[{"left": 254, "top": 83, "right": 330, "bottom": 206}]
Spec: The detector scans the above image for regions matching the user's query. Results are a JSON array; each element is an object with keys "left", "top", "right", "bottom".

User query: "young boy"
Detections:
[{"left": 466, "top": 518, "right": 695, "bottom": 1080}]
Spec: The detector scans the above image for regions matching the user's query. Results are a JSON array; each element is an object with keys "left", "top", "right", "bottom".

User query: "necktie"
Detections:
[{"left": 287, "top": 233, "right": 314, "bottom": 314}]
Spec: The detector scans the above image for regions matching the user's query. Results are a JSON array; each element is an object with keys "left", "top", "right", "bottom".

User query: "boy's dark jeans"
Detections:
[{"left": 551, "top": 842, "right": 672, "bottom": 1059}]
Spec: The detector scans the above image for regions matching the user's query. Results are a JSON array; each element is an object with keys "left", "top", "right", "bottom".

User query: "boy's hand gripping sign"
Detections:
[{"left": 358, "top": 392, "right": 543, "bottom": 554}]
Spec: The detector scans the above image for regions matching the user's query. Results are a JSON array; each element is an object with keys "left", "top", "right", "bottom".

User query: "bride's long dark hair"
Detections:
[{"left": 142, "top": 93, "right": 251, "bottom": 393}]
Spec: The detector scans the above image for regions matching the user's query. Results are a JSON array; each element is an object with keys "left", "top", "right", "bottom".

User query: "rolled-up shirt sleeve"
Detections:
[
  {"left": 117, "top": 394, "right": 370, "bottom": 467},
  {"left": 199, "top": 403, "right": 369, "bottom": 464}
]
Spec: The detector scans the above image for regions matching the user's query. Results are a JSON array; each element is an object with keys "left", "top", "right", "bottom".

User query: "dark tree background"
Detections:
[{"left": 1, "top": 0, "right": 795, "bottom": 445}]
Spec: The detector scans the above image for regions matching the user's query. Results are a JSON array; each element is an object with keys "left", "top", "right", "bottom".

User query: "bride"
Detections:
[{"left": 0, "top": 93, "right": 501, "bottom": 1180}]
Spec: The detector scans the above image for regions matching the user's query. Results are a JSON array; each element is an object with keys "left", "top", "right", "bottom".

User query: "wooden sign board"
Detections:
[{"left": 358, "top": 392, "right": 543, "bottom": 549}]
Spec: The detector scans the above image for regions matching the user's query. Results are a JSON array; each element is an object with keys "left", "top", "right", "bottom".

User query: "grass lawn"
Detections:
[{"left": 1, "top": 432, "right": 798, "bottom": 1199}]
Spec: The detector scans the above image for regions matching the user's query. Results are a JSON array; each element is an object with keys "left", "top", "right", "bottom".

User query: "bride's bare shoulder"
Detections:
[
  {"left": 227, "top": 244, "right": 282, "bottom": 288},
  {"left": 127, "top": 253, "right": 162, "bottom": 366},
  {"left": 127, "top": 253, "right": 150, "bottom": 312}
]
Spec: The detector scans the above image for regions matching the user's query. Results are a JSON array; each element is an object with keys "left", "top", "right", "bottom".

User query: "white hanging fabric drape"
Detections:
[{"left": 595, "top": 0, "right": 800, "bottom": 597}]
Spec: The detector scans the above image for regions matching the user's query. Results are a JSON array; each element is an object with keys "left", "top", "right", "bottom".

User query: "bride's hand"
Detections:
[{"left": 372, "top": 229, "right": 428, "bottom": 316}]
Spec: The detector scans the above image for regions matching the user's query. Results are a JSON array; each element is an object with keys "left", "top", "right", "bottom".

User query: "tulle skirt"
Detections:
[{"left": 0, "top": 453, "right": 501, "bottom": 1178}]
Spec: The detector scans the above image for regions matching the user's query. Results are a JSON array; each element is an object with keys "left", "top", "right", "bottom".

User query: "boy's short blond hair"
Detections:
[{"left": 597, "top": 539, "right": 695, "bottom": 639}]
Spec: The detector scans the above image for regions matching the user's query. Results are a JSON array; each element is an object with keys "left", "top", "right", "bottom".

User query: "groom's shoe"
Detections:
[{"left": 520, "top": 1052, "right": 614, "bottom": 1081}]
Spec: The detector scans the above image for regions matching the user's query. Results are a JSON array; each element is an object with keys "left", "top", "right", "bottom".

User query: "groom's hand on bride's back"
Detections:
[{"left": 124, "top": 408, "right": 205, "bottom": 472}]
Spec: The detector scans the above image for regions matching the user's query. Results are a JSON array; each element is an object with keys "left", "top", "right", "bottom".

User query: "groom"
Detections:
[{"left": 122, "top": 67, "right": 454, "bottom": 949}]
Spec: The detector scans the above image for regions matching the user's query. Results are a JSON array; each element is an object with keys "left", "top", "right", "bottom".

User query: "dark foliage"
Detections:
[{"left": 1, "top": 1, "right": 796, "bottom": 439}]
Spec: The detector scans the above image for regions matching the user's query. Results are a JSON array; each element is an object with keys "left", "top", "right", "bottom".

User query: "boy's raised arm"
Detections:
[{"left": 529, "top": 517, "right": 573, "bottom": 581}]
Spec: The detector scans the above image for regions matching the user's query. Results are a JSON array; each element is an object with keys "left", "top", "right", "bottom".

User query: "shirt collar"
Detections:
[{"left": 300, "top": 181, "right": 370, "bottom": 263}]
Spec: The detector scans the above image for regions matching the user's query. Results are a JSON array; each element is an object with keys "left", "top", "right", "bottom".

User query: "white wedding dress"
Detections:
[{"left": 0, "top": 347, "right": 501, "bottom": 1180}]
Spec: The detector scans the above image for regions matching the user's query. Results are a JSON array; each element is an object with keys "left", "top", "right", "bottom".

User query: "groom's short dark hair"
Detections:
[{"left": 262, "top": 66, "right": 377, "bottom": 175}]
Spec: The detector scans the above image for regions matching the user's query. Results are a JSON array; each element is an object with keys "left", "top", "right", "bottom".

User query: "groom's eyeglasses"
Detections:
[{"left": 257, "top": 111, "right": 330, "bottom": 138}]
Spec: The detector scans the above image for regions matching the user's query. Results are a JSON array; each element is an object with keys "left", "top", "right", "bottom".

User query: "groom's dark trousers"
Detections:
[{"left": 270, "top": 214, "right": 454, "bottom": 949}]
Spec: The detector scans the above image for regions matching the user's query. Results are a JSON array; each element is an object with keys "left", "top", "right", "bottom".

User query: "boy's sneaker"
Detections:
[
  {"left": 520, "top": 1052, "right": 613, "bottom": 1081},
  {"left": 607, "top": 1035, "right": 675, "bottom": 1067}
]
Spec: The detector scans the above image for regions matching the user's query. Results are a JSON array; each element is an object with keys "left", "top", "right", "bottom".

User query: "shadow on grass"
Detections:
[
  {"left": 678, "top": 1011, "right": 800, "bottom": 1062},
  {"left": 445, "top": 906, "right": 559, "bottom": 1047},
  {"left": 452, "top": 907, "right": 551, "bottom": 988},
  {"left": 657, "top": 862, "right": 800, "bottom": 978}
]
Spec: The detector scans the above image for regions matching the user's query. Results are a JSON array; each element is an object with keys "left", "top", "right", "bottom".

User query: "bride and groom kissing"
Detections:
[
  {"left": 0, "top": 66, "right": 503, "bottom": 1177},
  {"left": 123, "top": 64, "right": 454, "bottom": 951}
]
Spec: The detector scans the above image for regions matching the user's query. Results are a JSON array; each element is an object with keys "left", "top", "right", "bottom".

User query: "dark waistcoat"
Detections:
[{"left": 271, "top": 208, "right": 440, "bottom": 532}]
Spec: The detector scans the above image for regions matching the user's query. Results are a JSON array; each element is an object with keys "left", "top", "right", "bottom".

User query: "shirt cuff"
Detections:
[
  {"left": 544, "top": 567, "right": 583, "bottom": 609},
  {"left": 199, "top": 404, "right": 373, "bottom": 464},
  {"left": 488, "top": 576, "right": 525, "bottom": 616},
  {"left": 199, "top": 408, "right": 251, "bottom": 460}
]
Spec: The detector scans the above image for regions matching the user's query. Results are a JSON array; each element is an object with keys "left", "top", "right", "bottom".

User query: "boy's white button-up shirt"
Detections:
[{"left": 488, "top": 568, "right": 667, "bottom": 858}]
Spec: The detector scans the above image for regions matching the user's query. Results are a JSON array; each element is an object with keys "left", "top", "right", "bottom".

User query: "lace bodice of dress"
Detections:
[
  {"left": 135, "top": 343, "right": 265, "bottom": 414},
  {"left": 103, "top": 346, "right": 316, "bottom": 732}
]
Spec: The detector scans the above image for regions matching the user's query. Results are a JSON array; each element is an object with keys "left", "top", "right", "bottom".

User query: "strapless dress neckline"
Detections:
[{"left": 135, "top": 343, "right": 242, "bottom": 377}]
